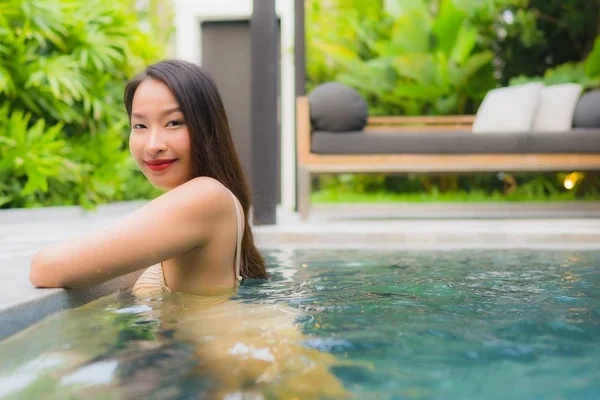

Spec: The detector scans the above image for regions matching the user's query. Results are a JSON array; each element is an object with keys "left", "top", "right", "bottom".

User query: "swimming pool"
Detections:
[{"left": 1, "top": 249, "right": 599, "bottom": 399}]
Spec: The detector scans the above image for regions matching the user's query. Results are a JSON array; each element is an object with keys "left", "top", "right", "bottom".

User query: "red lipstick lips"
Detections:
[{"left": 146, "top": 159, "right": 177, "bottom": 171}]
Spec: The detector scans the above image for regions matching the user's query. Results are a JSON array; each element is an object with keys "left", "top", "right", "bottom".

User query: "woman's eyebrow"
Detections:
[
  {"left": 161, "top": 106, "right": 182, "bottom": 117},
  {"left": 131, "top": 106, "right": 182, "bottom": 119}
]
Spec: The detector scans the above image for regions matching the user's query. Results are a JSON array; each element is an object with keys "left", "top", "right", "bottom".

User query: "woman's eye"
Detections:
[
  {"left": 166, "top": 120, "right": 183, "bottom": 127},
  {"left": 132, "top": 124, "right": 146, "bottom": 129}
]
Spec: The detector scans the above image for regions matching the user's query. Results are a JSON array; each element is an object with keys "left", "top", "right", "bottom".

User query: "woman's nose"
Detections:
[{"left": 145, "top": 128, "right": 167, "bottom": 155}]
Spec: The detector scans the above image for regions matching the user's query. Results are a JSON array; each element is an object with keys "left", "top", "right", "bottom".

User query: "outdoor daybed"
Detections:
[{"left": 296, "top": 82, "right": 600, "bottom": 220}]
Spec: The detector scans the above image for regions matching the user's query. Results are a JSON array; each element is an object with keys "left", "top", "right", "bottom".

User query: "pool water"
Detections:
[{"left": 1, "top": 249, "right": 599, "bottom": 399}]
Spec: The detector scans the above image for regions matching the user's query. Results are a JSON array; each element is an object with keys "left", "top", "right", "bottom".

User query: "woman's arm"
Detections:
[{"left": 29, "top": 177, "right": 230, "bottom": 289}]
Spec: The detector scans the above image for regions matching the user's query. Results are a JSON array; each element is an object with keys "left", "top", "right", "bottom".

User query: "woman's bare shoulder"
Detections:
[
  {"left": 150, "top": 176, "right": 234, "bottom": 221},
  {"left": 182, "top": 176, "right": 232, "bottom": 199}
]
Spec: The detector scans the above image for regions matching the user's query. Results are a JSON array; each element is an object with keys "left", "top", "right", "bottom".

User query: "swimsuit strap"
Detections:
[
  {"left": 227, "top": 188, "right": 244, "bottom": 286},
  {"left": 156, "top": 188, "right": 244, "bottom": 291}
]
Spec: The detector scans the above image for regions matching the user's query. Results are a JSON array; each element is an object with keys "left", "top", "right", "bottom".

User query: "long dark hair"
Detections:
[{"left": 124, "top": 59, "right": 267, "bottom": 280}]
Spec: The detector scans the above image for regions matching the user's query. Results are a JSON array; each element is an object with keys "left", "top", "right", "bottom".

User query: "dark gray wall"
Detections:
[
  {"left": 201, "top": 20, "right": 281, "bottom": 200},
  {"left": 201, "top": 20, "right": 253, "bottom": 184}
]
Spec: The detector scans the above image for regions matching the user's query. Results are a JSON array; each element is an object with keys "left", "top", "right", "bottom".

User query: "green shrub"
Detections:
[
  {"left": 0, "top": 0, "right": 168, "bottom": 209},
  {"left": 314, "top": 172, "right": 599, "bottom": 203},
  {"left": 509, "top": 62, "right": 600, "bottom": 89},
  {"left": 306, "top": 0, "right": 496, "bottom": 115}
]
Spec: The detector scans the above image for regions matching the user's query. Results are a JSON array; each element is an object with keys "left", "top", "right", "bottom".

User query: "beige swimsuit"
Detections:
[{"left": 130, "top": 188, "right": 244, "bottom": 295}]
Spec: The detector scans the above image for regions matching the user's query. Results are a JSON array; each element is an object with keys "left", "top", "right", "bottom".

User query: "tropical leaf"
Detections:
[
  {"left": 450, "top": 22, "right": 478, "bottom": 64},
  {"left": 450, "top": 51, "right": 494, "bottom": 87},
  {"left": 393, "top": 53, "right": 437, "bottom": 85},
  {"left": 433, "top": 51, "right": 451, "bottom": 90},
  {"left": 584, "top": 36, "right": 600, "bottom": 78},
  {"left": 0, "top": 65, "right": 16, "bottom": 95},
  {"left": 435, "top": 93, "right": 459, "bottom": 115},
  {"left": 391, "top": 83, "right": 446, "bottom": 101},
  {"left": 432, "top": 0, "right": 467, "bottom": 58},
  {"left": 384, "top": 0, "right": 430, "bottom": 18},
  {"left": 389, "top": 9, "right": 432, "bottom": 53}
]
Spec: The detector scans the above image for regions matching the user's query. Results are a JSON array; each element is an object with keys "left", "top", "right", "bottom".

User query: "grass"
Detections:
[{"left": 311, "top": 189, "right": 599, "bottom": 203}]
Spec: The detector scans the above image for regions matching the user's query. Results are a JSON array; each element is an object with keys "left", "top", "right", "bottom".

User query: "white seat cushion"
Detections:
[
  {"left": 532, "top": 83, "right": 583, "bottom": 132},
  {"left": 472, "top": 82, "right": 544, "bottom": 133}
]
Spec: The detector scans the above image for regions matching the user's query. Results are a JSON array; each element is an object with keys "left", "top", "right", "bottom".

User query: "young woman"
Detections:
[
  {"left": 26, "top": 61, "right": 354, "bottom": 397},
  {"left": 29, "top": 59, "right": 268, "bottom": 296}
]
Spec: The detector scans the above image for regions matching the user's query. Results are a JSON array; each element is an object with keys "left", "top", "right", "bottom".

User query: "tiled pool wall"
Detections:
[{"left": 0, "top": 271, "right": 143, "bottom": 341}]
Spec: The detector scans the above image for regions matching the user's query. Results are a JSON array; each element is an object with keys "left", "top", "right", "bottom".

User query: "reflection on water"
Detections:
[
  {"left": 0, "top": 291, "right": 352, "bottom": 399},
  {"left": 0, "top": 249, "right": 599, "bottom": 399}
]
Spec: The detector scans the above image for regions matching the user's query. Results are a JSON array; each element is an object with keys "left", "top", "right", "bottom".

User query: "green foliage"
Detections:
[
  {"left": 0, "top": 105, "right": 75, "bottom": 207},
  {"left": 305, "top": 0, "right": 386, "bottom": 90},
  {"left": 307, "top": 0, "right": 599, "bottom": 203},
  {"left": 508, "top": 34, "right": 600, "bottom": 88},
  {"left": 584, "top": 36, "right": 600, "bottom": 79},
  {"left": 0, "top": 0, "right": 169, "bottom": 209},
  {"left": 312, "top": 188, "right": 590, "bottom": 203},
  {"left": 509, "top": 62, "right": 600, "bottom": 88},
  {"left": 468, "top": 0, "right": 600, "bottom": 85},
  {"left": 307, "top": 0, "right": 495, "bottom": 115},
  {"left": 308, "top": 0, "right": 600, "bottom": 111},
  {"left": 314, "top": 172, "right": 599, "bottom": 203}
]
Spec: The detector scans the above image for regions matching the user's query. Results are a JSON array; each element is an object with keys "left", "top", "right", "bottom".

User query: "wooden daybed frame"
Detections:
[{"left": 295, "top": 96, "right": 600, "bottom": 220}]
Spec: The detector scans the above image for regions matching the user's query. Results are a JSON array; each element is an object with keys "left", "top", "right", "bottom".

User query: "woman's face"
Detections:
[{"left": 129, "top": 78, "right": 194, "bottom": 190}]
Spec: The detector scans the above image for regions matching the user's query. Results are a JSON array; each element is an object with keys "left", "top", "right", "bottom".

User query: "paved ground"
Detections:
[
  {"left": 1, "top": 200, "right": 599, "bottom": 340},
  {"left": 0, "top": 202, "right": 147, "bottom": 340},
  {"left": 264, "top": 202, "right": 600, "bottom": 248},
  {"left": 304, "top": 202, "right": 600, "bottom": 220}
]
